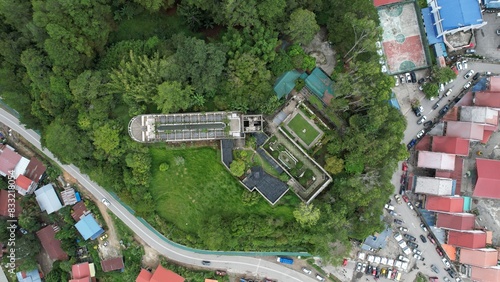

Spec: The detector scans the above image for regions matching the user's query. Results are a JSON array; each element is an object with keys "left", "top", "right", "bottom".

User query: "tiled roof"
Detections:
[
  {"left": 15, "top": 175, "right": 32, "bottom": 191},
  {"left": 150, "top": 265, "right": 184, "bottom": 282},
  {"left": 72, "top": 262, "right": 91, "bottom": 279}
]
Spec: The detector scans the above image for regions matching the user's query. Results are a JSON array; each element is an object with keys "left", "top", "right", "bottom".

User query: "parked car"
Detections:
[
  {"left": 366, "top": 265, "right": 373, "bottom": 274},
  {"left": 445, "top": 88, "right": 452, "bottom": 96},
  {"left": 442, "top": 258, "right": 451, "bottom": 268},
  {"left": 418, "top": 78, "right": 425, "bottom": 84},
  {"left": 439, "top": 105, "right": 450, "bottom": 115},
  {"left": 316, "top": 274, "right": 325, "bottom": 281},
  {"left": 404, "top": 234, "right": 416, "bottom": 241},
  {"left": 402, "top": 195, "right": 409, "bottom": 202},
  {"left": 361, "top": 264, "right": 367, "bottom": 273},
  {"left": 446, "top": 268, "right": 456, "bottom": 278},
  {"left": 473, "top": 72, "right": 480, "bottom": 80},
  {"left": 456, "top": 61, "right": 462, "bottom": 70},
  {"left": 202, "top": 261, "right": 211, "bottom": 266},
  {"left": 356, "top": 263, "right": 362, "bottom": 272},
  {"left": 99, "top": 234, "right": 108, "bottom": 241},
  {"left": 407, "top": 139, "right": 417, "bottom": 149},
  {"left": 420, "top": 235, "right": 427, "bottom": 243},
  {"left": 464, "top": 70, "right": 475, "bottom": 79},
  {"left": 410, "top": 71, "right": 417, "bottom": 83},
  {"left": 398, "top": 226, "right": 408, "bottom": 232},
  {"left": 302, "top": 268, "right": 312, "bottom": 275},
  {"left": 436, "top": 247, "right": 444, "bottom": 257},
  {"left": 432, "top": 102, "right": 440, "bottom": 110},
  {"left": 408, "top": 242, "right": 419, "bottom": 249},
  {"left": 462, "top": 60, "right": 468, "bottom": 69},
  {"left": 412, "top": 105, "right": 424, "bottom": 117},
  {"left": 431, "top": 264, "right": 440, "bottom": 274},
  {"left": 465, "top": 49, "right": 476, "bottom": 54},
  {"left": 439, "top": 83, "right": 445, "bottom": 92},
  {"left": 427, "top": 234, "right": 436, "bottom": 244},
  {"left": 406, "top": 73, "right": 412, "bottom": 83},
  {"left": 394, "top": 219, "right": 404, "bottom": 225},
  {"left": 394, "top": 194, "right": 402, "bottom": 204},
  {"left": 424, "top": 120, "right": 433, "bottom": 127},
  {"left": 444, "top": 278, "right": 451, "bottom": 282},
  {"left": 413, "top": 253, "right": 422, "bottom": 260},
  {"left": 407, "top": 202, "right": 414, "bottom": 210},
  {"left": 394, "top": 232, "right": 403, "bottom": 241},
  {"left": 400, "top": 74, "right": 405, "bottom": 84},
  {"left": 420, "top": 223, "right": 428, "bottom": 232},
  {"left": 101, "top": 198, "right": 110, "bottom": 207},
  {"left": 416, "top": 129, "right": 425, "bottom": 139},
  {"left": 394, "top": 75, "right": 400, "bottom": 86},
  {"left": 413, "top": 249, "right": 422, "bottom": 255},
  {"left": 463, "top": 81, "right": 472, "bottom": 89},
  {"left": 417, "top": 116, "right": 427, "bottom": 125}
]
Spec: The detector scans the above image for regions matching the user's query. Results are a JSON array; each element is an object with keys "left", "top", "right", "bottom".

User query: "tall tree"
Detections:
[
  {"left": 132, "top": 0, "right": 174, "bottom": 13},
  {"left": 286, "top": 8, "right": 319, "bottom": 45},
  {"left": 293, "top": 203, "right": 321, "bottom": 227},
  {"left": 154, "top": 81, "right": 193, "bottom": 113}
]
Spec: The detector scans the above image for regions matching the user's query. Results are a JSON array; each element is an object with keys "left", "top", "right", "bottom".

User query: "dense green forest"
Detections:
[{"left": 0, "top": 0, "right": 407, "bottom": 265}]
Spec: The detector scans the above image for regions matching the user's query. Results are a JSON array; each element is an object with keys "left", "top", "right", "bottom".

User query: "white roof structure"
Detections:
[
  {"left": 35, "top": 183, "right": 62, "bottom": 214},
  {"left": 417, "top": 151, "right": 456, "bottom": 170},
  {"left": 415, "top": 176, "right": 454, "bottom": 196},
  {"left": 460, "top": 106, "right": 499, "bottom": 126},
  {"left": 358, "top": 252, "right": 366, "bottom": 260},
  {"left": 13, "top": 157, "right": 29, "bottom": 178}
]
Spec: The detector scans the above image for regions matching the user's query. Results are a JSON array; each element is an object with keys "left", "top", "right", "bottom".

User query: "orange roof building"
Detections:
[
  {"left": 136, "top": 269, "right": 153, "bottom": 282},
  {"left": 441, "top": 244, "right": 457, "bottom": 261},
  {"left": 459, "top": 248, "right": 498, "bottom": 267},
  {"left": 471, "top": 266, "right": 500, "bottom": 282},
  {"left": 150, "top": 266, "right": 184, "bottom": 282},
  {"left": 425, "top": 196, "right": 463, "bottom": 213}
]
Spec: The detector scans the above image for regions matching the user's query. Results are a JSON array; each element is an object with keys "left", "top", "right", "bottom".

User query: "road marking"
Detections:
[{"left": 0, "top": 109, "right": 314, "bottom": 282}]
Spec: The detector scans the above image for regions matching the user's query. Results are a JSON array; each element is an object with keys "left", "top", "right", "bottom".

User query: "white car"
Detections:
[
  {"left": 316, "top": 274, "right": 325, "bottom": 281},
  {"left": 400, "top": 75, "right": 405, "bottom": 84},
  {"left": 356, "top": 262, "right": 362, "bottom": 272},
  {"left": 394, "top": 75, "right": 400, "bottom": 86},
  {"left": 464, "top": 69, "right": 475, "bottom": 79},
  {"left": 417, "top": 116, "right": 427, "bottom": 125},
  {"left": 464, "top": 82, "right": 472, "bottom": 90},
  {"left": 101, "top": 198, "right": 110, "bottom": 207},
  {"left": 405, "top": 73, "right": 412, "bottom": 83},
  {"left": 456, "top": 61, "right": 462, "bottom": 70},
  {"left": 394, "top": 232, "right": 403, "bottom": 241},
  {"left": 420, "top": 223, "right": 428, "bottom": 232},
  {"left": 445, "top": 89, "right": 452, "bottom": 96},
  {"left": 442, "top": 258, "right": 451, "bottom": 268},
  {"left": 302, "top": 268, "right": 312, "bottom": 275},
  {"left": 416, "top": 129, "right": 425, "bottom": 139},
  {"left": 361, "top": 263, "right": 367, "bottom": 273},
  {"left": 462, "top": 60, "right": 468, "bottom": 69},
  {"left": 398, "top": 226, "right": 408, "bottom": 232},
  {"left": 381, "top": 65, "right": 387, "bottom": 73}
]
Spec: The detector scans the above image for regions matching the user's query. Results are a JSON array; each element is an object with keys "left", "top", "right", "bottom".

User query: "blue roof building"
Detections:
[
  {"left": 484, "top": 0, "right": 500, "bottom": 9},
  {"left": 427, "top": 0, "right": 486, "bottom": 38},
  {"left": 34, "top": 183, "right": 62, "bottom": 214},
  {"left": 16, "top": 269, "right": 42, "bottom": 282},
  {"left": 75, "top": 214, "right": 104, "bottom": 240}
]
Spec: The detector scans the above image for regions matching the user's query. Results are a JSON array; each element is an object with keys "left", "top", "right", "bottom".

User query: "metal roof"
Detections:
[
  {"left": 432, "top": 136, "right": 469, "bottom": 156},
  {"left": 473, "top": 158, "right": 500, "bottom": 199},
  {"left": 414, "top": 176, "right": 455, "bottom": 196},
  {"left": 35, "top": 183, "right": 62, "bottom": 214},
  {"left": 417, "top": 151, "right": 456, "bottom": 170}
]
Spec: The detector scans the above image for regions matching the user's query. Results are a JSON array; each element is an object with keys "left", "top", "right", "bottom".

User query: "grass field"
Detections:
[
  {"left": 286, "top": 113, "right": 321, "bottom": 146},
  {"left": 149, "top": 147, "right": 295, "bottom": 234}
]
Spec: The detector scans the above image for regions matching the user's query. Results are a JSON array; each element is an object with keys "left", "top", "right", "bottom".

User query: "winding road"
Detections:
[{"left": 0, "top": 108, "right": 317, "bottom": 282}]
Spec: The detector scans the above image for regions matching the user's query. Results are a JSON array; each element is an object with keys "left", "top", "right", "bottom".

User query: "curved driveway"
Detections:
[{"left": 0, "top": 108, "right": 316, "bottom": 282}]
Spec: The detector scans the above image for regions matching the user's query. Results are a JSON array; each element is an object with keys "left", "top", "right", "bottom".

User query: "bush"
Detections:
[
  {"left": 159, "top": 162, "right": 169, "bottom": 171},
  {"left": 295, "top": 78, "right": 305, "bottom": 91}
]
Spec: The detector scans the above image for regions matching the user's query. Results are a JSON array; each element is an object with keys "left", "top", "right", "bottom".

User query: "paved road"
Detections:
[
  {"left": 0, "top": 108, "right": 317, "bottom": 282},
  {"left": 390, "top": 61, "right": 500, "bottom": 281}
]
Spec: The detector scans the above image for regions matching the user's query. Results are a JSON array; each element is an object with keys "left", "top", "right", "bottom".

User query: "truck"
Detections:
[{"left": 276, "top": 257, "right": 293, "bottom": 264}]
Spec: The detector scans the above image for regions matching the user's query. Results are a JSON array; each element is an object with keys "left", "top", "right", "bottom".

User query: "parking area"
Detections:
[
  {"left": 475, "top": 13, "right": 500, "bottom": 60},
  {"left": 392, "top": 69, "right": 430, "bottom": 115}
]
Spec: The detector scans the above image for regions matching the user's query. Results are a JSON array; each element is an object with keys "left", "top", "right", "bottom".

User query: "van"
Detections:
[{"left": 387, "top": 268, "right": 393, "bottom": 278}]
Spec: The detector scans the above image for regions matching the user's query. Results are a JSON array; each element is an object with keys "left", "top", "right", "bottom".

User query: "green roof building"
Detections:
[
  {"left": 305, "top": 68, "right": 334, "bottom": 103},
  {"left": 273, "top": 70, "right": 302, "bottom": 99}
]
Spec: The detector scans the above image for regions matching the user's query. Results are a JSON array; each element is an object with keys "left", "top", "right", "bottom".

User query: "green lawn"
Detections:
[
  {"left": 149, "top": 147, "right": 294, "bottom": 234},
  {"left": 286, "top": 113, "right": 321, "bottom": 146}
]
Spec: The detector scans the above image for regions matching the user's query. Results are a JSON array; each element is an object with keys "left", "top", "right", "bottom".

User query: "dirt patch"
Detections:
[
  {"left": 302, "top": 27, "right": 336, "bottom": 76},
  {"left": 134, "top": 235, "right": 160, "bottom": 268},
  {"left": 96, "top": 207, "right": 121, "bottom": 260},
  {"left": 36, "top": 249, "right": 53, "bottom": 275}
]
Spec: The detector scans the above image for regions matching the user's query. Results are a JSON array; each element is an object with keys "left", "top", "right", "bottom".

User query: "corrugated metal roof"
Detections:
[
  {"left": 474, "top": 158, "right": 500, "bottom": 199},
  {"left": 460, "top": 106, "right": 499, "bottom": 126},
  {"left": 417, "top": 151, "right": 456, "bottom": 170},
  {"left": 460, "top": 248, "right": 498, "bottom": 267},
  {"left": 150, "top": 266, "right": 184, "bottom": 282},
  {"left": 471, "top": 266, "right": 500, "bottom": 282},
  {"left": 432, "top": 136, "right": 469, "bottom": 156},
  {"left": 436, "top": 213, "right": 475, "bottom": 230},
  {"left": 437, "top": 0, "right": 483, "bottom": 31},
  {"left": 448, "top": 230, "right": 487, "bottom": 249},
  {"left": 415, "top": 176, "right": 454, "bottom": 196},
  {"left": 446, "top": 121, "right": 484, "bottom": 141},
  {"left": 474, "top": 91, "right": 500, "bottom": 109},
  {"left": 425, "top": 196, "right": 463, "bottom": 212}
]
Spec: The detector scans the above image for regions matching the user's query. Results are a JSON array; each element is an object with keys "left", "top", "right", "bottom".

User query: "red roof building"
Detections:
[
  {"left": 459, "top": 248, "right": 498, "bottom": 267},
  {"left": 36, "top": 225, "right": 68, "bottom": 261},
  {"left": 71, "top": 201, "right": 89, "bottom": 221},
  {"left": 445, "top": 121, "right": 484, "bottom": 141},
  {"left": 23, "top": 157, "right": 46, "bottom": 184},
  {"left": 448, "top": 230, "right": 487, "bottom": 249},
  {"left": 150, "top": 265, "right": 184, "bottom": 282},
  {"left": 0, "top": 189, "right": 21, "bottom": 217},
  {"left": 136, "top": 269, "right": 153, "bottom": 282},
  {"left": 0, "top": 146, "right": 21, "bottom": 177},
  {"left": 490, "top": 76, "right": 500, "bottom": 92},
  {"left": 101, "top": 257, "right": 124, "bottom": 272},
  {"left": 15, "top": 175, "right": 34, "bottom": 196},
  {"left": 432, "top": 136, "right": 470, "bottom": 156},
  {"left": 474, "top": 158, "right": 500, "bottom": 199},
  {"left": 373, "top": 0, "right": 401, "bottom": 7},
  {"left": 436, "top": 213, "right": 475, "bottom": 230},
  {"left": 471, "top": 266, "right": 500, "bottom": 282},
  {"left": 475, "top": 91, "right": 500, "bottom": 109},
  {"left": 425, "top": 196, "right": 463, "bottom": 213},
  {"left": 70, "top": 262, "right": 93, "bottom": 282}
]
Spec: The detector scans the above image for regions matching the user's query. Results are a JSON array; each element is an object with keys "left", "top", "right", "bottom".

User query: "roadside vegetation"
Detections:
[{"left": 0, "top": 0, "right": 406, "bottom": 270}]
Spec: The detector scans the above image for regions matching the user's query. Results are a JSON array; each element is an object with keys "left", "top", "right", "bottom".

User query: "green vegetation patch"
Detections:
[
  {"left": 149, "top": 147, "right": 294, "bottom": 234},
  {"left": 286, "top": 113, "right": 321, "bottom": 146}
]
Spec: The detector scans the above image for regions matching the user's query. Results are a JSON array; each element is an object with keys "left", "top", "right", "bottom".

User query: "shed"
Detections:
[
  {"left": 305, "top": 68, "right": 334, "bottom": 101},
  {"left": 75, "top": 214, "right": 104, "bottom": 240},
  {"left": 101, "top": 257, "right": 124, "bottom": 273}
]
